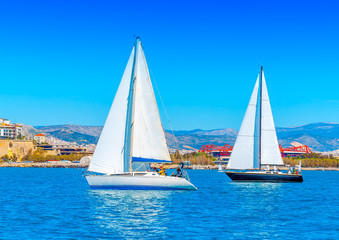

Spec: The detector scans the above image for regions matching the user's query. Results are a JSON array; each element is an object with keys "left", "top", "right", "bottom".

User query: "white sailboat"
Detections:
[
  {"left": 225, "top": 67, "right": 303, "bottom": 182},
  {"left": 86, "top": 37, "right": 197, "bottom": 190}
]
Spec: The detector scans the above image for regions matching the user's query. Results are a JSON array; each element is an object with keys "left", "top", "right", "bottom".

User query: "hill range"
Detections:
[{"left": 29, "top": 122, "right": 339, "bottom": 152}]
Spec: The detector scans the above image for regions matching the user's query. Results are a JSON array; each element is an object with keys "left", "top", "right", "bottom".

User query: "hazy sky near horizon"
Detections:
[{"left": 0, "top": 0, "right": 338, "bottom": 130}]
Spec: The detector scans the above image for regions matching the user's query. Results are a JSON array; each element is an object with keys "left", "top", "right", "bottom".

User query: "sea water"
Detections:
[{"left": 0, "top": 168, "right": 338, "bottom": 239}]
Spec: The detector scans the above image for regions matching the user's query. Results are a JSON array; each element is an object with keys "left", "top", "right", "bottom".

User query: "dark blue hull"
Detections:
[{"left": 226, "top": 171, "right": 303, "bottom": 182}]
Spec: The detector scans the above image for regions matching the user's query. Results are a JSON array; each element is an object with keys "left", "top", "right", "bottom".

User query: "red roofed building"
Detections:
[{"left": 34, "top": 133, "right": 48, "bottom": 144}]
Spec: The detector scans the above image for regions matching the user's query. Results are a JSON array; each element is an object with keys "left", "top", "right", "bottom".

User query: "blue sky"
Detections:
[{"left": 0, "top": 0, "right": 338, "bottom": 130}]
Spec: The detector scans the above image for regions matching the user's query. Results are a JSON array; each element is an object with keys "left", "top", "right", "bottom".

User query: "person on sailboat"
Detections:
[
  {"left": 170, "top": 163, "right": 183, "bottom": 177},
  {"left": 159, "top": 166, "right": 167, "bottom": 176},
  {"left": 176, "top": 166, "right": 183, "bottom": 177}
]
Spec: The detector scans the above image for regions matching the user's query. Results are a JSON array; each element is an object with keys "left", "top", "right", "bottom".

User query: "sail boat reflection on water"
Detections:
[{"left": 88, "top": 190, "right": 171, "bottom": 237}]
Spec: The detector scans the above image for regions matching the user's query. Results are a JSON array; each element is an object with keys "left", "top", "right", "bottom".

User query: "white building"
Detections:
[
  {"left": 34, "top": 133, "right": 48, "bottom": 144},
  {"left": 0, "top": 118, "right": 10, "bottom": 125},
  {"left": 0, "top": 118, "right": 23, "bottom": 139}
]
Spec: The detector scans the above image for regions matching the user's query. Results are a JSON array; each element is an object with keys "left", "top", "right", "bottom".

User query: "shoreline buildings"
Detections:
[{"left": 0, "top": 118, "right": 22, "bottom": 140}]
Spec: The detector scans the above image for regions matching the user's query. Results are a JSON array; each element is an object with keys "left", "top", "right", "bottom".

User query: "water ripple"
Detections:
[{"left": 0, "top": 168, "right": 338, "bottom": 239}]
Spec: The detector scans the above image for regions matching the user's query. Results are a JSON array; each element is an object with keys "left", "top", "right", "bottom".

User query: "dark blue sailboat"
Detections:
[{"left": 225, "top": 67, "right": 303, "bottom": 182}]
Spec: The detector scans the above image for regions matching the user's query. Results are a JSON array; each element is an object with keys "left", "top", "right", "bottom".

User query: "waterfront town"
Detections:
[
  {"left": 0, "top": 116, "right": 338, "bottom": 170},
  {"left": 0, "top": 117, "right": 92, "bottom": 164}
]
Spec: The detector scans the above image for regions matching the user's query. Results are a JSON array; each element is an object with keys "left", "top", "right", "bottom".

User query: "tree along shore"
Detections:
[
  {"left": 1, "top": 151, "right": 338, "bottom": 169},
  {"left": 170, "top": 152, "right": 339, "bottom": 168},
  {"left": 0, "top": 162, "right": 338, "bottom": 171}
]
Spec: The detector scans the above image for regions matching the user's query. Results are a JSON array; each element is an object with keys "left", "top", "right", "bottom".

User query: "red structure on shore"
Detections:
[
  {"left": 199, "top": 144, "right": 233, "bottom": 158},
  {"left": 199, "top": 143, "right": 312, "bottom": 158},
  {"left": 279, "top": 144, "right": 312, "bottom": 157}
]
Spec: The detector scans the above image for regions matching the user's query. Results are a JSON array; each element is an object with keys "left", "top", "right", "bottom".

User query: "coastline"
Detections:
[
  {"left": 0, "top": 162, "right": 338, "bottom": 171},
  {"left": 0, "top": 162, "right": 88, "bottom": 168}
]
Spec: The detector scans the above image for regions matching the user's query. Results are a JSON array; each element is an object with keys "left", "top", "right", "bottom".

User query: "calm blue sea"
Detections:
[{"left": 0, "top": 168, "right": 338, "bottom": 239}]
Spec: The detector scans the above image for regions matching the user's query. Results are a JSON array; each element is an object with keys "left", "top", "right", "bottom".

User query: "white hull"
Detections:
[{"left": 86, "top": 172, "right": 197, "bottom": 190}]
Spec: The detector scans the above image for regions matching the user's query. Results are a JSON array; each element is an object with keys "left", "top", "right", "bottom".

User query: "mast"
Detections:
[
  {"left": 124, "top": 37, "right": 140, "bottom": 172},
  {"left": 259, "top": 66, "right": 263, "bottom": 170}
]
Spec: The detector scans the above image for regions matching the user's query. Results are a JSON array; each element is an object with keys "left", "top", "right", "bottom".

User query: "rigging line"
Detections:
[
  {"left": 134, "top": 163, "right": 146, "bottom": 171},
  {"left": 143, "top": 49, "right": 184, "bottom": 163}
]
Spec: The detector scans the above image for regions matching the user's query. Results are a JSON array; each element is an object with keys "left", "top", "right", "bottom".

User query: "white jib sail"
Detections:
[
  {"left": 227, "top": 76, "right": 260, "bottom": 169},
  {"left": 88, "top": 47, "right": 135, "bottom": 174},
  {"left": 131, "top": 41, "right": 171, "bottom": 163},
  {"left": 260, "top": 72, "right": 284, "bottom": 165}
]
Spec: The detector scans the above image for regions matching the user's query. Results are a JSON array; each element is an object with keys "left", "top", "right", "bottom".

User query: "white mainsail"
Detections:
[
  {"left": 132, "top": 41, "right": 171, "bottom": 163},
  {"left": 88, "top": 38, "right": 171, "bottom": 175},
  {"left": 227, "top": 77, "right": 260, "bottom": 169},
  {"left": 88, "top": 47, "right": 135, "bottom": 174},
  {"left": 260, "top": 72, "right": 283, "bottom": 166},
  {"left": 227, "top": 69, "right": 283, "bottom": 169}
]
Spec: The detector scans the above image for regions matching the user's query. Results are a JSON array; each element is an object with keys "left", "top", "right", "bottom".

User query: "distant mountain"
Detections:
[
  {"left": 33, "top": 122, "right": 339, "bottom": 152},
  {"left": 36, "top": 125, "right": 103, "bottom": 138},
  {"left": 171, "top": 129, "right": 203, "bottom": 136},
  {"left": 165, "top": 131, "right": 236, "bottom": 152},
  {"left": 276, "top": 122, "right": 339, "bottom": 151},
  {"left": 21, "top": 125, "right": 41, "bottom": 139},
  {"left": 172, "top": 128, "right": 237, "bottom": 137},
  {"left": 46, "top": 129, "right": 99, "bottom": 145},
  {"left": 35, "top": 125, "right": 100, "bottom": 145}
]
